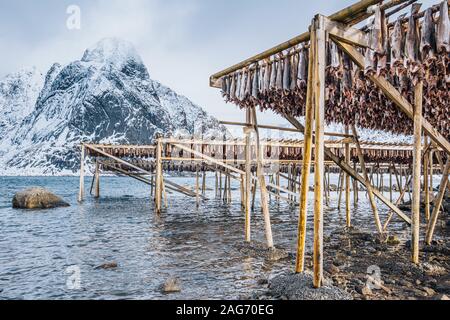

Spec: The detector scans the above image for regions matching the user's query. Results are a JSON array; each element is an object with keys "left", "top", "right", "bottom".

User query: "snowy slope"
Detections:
[{"left": 0, "top": 38, "right": 225, "bottom": 176}]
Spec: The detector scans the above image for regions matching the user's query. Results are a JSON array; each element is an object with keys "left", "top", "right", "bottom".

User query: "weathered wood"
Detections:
[
  {"left": 284, "top": 115, "right": 411, "bottom": 225},
  {"left": 426, "top": 160, "right": 450, "bottom": 245},
  {"left": 245, "top": 109, "right": 253, "bottom": 242},
  {"left": 155, "top": 138, "right": 163, "bottom": 214},
  {"left": 78, "top": 144, "right": 85, "bottom": 203},
  {"left": 251, "top": 107, "right": 274, "bottom": 249},
  {"left": 209, "top": 0, "right": 383, "bottom": 86},
  {"left": 295, "top": 23, "right": 316, "bottom": 274},
  {"left": 353, "top": 126, "right": 384, "bottom": 234},
  {"left": 313, "top": 16, "right": 326, "bottom": 288},
  {"left": 424, "top": 137, "right": 430, "bottom": 221},
  {"left": 335, "top": 40, "right": 450, "bottom": 155},
  {"left": 86, "top": 144, "right": 200, "bottom": 198},
  {"left": 94, "top": 160, "right": 100, "bottom": 199},
  {"left": 345, "top": 127, "right": 351, "bottom": 227},
  {"left": 411, "top": 81, "right": 423, "bottom": 264}
]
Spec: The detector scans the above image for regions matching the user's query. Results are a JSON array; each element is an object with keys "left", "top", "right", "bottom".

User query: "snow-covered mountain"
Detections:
[{"left": 0, "top": 38, "right": 225, "bottom": 175}]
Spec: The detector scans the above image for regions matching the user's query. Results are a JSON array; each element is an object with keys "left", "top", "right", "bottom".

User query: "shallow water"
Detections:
[{"left": 0, "top": 175, "right": 409, "bottom": 300}]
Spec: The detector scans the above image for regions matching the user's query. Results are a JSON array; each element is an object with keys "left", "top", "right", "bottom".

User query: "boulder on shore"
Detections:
[{"left": 12, "top": 187, "right": 70, "bottom": 209}]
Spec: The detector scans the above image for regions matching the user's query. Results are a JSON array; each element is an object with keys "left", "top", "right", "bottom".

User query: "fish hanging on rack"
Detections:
[
  {"left": 421, "top": 7, "right": 437, "bottom": 65},
  {"left": 263, "top": 60, "right": 271, "bottom": 94},
  {"left": 404, "top": 4, "right": 422, "bottom": 77},
  {"left": 252, "top": 64, "right": 259, "bottom": 99},
  {"left": 364, "top": 15, "right": 377, "bottom": 76},
  {"left": 436, "top": 0, "right": 450, "bottom": 54},
  {"left": 390, "top": 14, "right": 406, "bottom": 73},
  {"left": 275, "top": 56, "right": 284, "bottom": 91},
  {"left": 377, "top": 10, "right": 390, "bottom": 76},
  {"left": 282, "top": 54, "right": 291, "bottom": 92},
  {"left": 239, "top": 69, "right": 247, "bottom": 101},
  {"left": 230, "top": 74, "right": 236, "bottom": 100},
  {"left": 270, "top": 60, "right": 277, "bottom": 90},
  {"left": 235, "top": 72, "right": 241, "bottom": 102},
  {"left": 244, "top": 68, "right": 252, "bottom": 99},
  {"left": 297, "top": 45, "right": 308, "bottom": 89},
  {"left": 290, "top": 49, "right": 299, "bottom": 91}
]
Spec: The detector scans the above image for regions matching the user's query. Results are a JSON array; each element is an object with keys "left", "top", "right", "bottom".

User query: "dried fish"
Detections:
[
  {"left": 252, "top": 64, "right": 259, "bottom": 99},
  {"left": 421, "top": 8, "right": 437, "bottom": 63},
  {"left": 275, "top": 58, "right": 284, "bottom": 91},
  {"left": 404, "top": 5, "right": 422, "bottom": 75},
  {"left": 297, "top": 46, "right": 308, "bottom": 87},
  {"left": 269, "top": 61, "right": 277, "bottom": 89},
  {"left": 436, "top": 0, "right": 450, "bottom": 53},
  {"left": 282, "top": 54, "right": 291, "bottom": 91},
  {"left": 390, "top": 15, "right": 405, "bottom": 71}
]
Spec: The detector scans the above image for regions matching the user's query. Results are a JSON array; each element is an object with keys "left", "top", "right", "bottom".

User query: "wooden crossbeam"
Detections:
[
  {"left": 284, "top": 114, "right": 412, "bottom": 225},
  {"left": 85, "top": 144, "right": 202, "bottom": 199},
  {"left": 334, "top": 39, "right": 450, "bottom": 155}
]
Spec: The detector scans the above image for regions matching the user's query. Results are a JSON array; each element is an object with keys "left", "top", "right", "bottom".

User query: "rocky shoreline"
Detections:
[{"left": 250, "top": 203, "right": 449, "bottom": 300}]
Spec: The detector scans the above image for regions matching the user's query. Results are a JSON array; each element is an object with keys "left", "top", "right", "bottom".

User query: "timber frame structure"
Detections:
[{"left": 209, "top": 0, "right": 450, "bottom": 288}]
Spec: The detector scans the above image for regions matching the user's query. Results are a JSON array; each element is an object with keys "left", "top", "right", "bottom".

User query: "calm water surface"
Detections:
[{"left": 0, "top": 175, "right": 409, "bottom": 300}]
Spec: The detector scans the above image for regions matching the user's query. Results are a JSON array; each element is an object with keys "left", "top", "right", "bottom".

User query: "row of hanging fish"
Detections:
[{"left": 221, "top": 1, "right": 449, "bottom": 139}]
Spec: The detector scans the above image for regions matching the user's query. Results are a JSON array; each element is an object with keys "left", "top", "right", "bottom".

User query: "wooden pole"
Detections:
[
  {"left": 412, "top": 81, "right": 423, "bottom": 264},
  {"left": 345, "top": 127, "right": 351, "bottom": 227},
  {"left": 243, "top": 114, "right": 253, "bottom": 236},
  {"left": 426, "top": 160, "right": 450, "bottom": 245},
  {"left": 424, "top": 137, "right": 430, "bottom": 221},
  {"left": 251, "top": 107, "right": 274, "bottom": 249},
  {"left": 155, "top": 138, "right": 163, "bottom": 214},
  {"left": 313, "top": 15, "right": 326, "bottom": 288},
  {"left": 196, "top": 166, "right": 200, "bottom": 208},
  {"left": 78, "top": 144, "right": 85, "bottom": 203},
  {"left": 352, "top": 126, "right": 383, "bottom": 234},
  {"left": 295, "top": 22, "right": 316, "bottom": 274},
  {"left": 94, "top": 159, "right": 100, "bottom": 199}
]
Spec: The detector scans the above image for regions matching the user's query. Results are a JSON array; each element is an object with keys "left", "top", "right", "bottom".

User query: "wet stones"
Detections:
[
  {"left": 12, "top": 187, "right": 70, "bottom": 210},
  {"left": 267, "top": 272, "right": 353, "bottom": 301},
  {"left": 236, "top": 242, "right": 290, "bottom": 262}
]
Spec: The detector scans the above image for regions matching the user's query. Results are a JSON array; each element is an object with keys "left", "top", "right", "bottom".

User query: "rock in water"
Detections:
[
  {"left": 12, "top": 187, "right": 70, "bottom": 209},
  {"left": 162, "top": 277, "right": 182, "bottom": 294}
]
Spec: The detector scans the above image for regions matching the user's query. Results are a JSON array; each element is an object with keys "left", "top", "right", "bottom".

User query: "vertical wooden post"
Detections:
[
  {"left": 251, "top": 107, "right": 274, "bottom": 249},
  {"left": 94, "top": 159, "right": 100, "bottom": 199},
  {"left": 196, "top": 166, "right": 200, "bottom": 208},
  {"left": 215, "top": 171, "right": 218, "bottom": 198},
  {"left": 150, "top": 175, "right": 154, "bottom": 198},
  {"left": 155, "top": 137, "right": 163, "bottom": 214},
  {"left": 78, "top": 144, "right": 85, "bottom": 203},
  {"left": 345, "top": 127, "right": 351, "bottom": 227},
  {"left": 295, "top": 22, "right": 315, "bottom": 274},
  {"left": 426, "top": 160, "right": 450, "bottom": 245},
  {"left": 245, "top": 108, "right": 253, "bottom": 242},
  {"left": 424, "top": 136, "right": 430, "bottom": 221},
  {"left": 352, "top": 126, "right": 383, "bottom": 234},
  {"left": 353, "top": 162, "right": 359, "bottom": 206},
  {"left": 412, "top": 81, "right": 423, "bottom": 264},
  {"left": 313, "top": 15, "right": 326, "bottom": 288},
  {"left": 389, "top": 164, "right": 393, "bottom": 203}
]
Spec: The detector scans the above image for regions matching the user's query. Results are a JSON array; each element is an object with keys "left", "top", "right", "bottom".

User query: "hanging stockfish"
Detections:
[
  {"left": 282, "top": 53, "right": 291, "bottom": 93},
  {"left": 252, "top": 64, "right": 259, "bottom": 100},
  {"left": 364, "top": 16, "right": 377, "bottom": 76},
  {"left": 297, "top": 45, "right": 308, "bottom": 89},
  {"left": 235, "top": 72, "right": 242, "bottom": 102},
  {"left": 263, "top": 60, "right": 271, "bottom": 94},
  {"left": 421, "top": 8, "right": 437, "bottom": 65},
  {"left": 404, "top": 4, "right": 422, "bottom": 78},
  {"left": 390, "top": 15, "right": 406, "bottom": 73},
  {"left": 244, "top": 68, "right": 252, "bottom": 101},
  {"left": 230, "top": 74, "right": 236, "bottom": 100},
  {"left": 276, "top": 56, "right": 284, "bottom": 91},
  {"left": 269, "top": 59, "right": 277, "bottom": 90},
  {"left": 239, "top": 70, "right": 247, "bottom": 101},
  {"left": 290, "top": 49, "right": 299, "bottom": 91},
  {"left": 436, "top": 0, "right": 450, "bottom": 54},
  {"left": 376, "top": 10, "right": 390, "bottom": 77}
]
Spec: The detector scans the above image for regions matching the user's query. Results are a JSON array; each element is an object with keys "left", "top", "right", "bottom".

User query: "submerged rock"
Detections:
[
  {"left": 12, "top": 187, "right": 70, "bottom": 209},
  {"left": 95, "top": 262, "right": 118, "bottom": 270},
  {"left": 268, "top": 272, "right": 353, "bottom": 300},
  {"left": 162, "top": 277, "right": 182, "bottom": 294}
]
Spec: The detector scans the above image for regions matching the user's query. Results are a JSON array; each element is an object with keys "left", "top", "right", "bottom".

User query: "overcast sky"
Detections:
[{"left": 0, "top": 0, "right": 437, "bottom": 125}]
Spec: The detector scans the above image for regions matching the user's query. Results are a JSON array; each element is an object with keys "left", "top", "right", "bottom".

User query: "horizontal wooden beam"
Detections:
[
  {"left": 334, "top": 39, "right": 450, "bottom": 155},
  {"left": 324, "top": 16, "right": 369, "bottom": 48}
]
